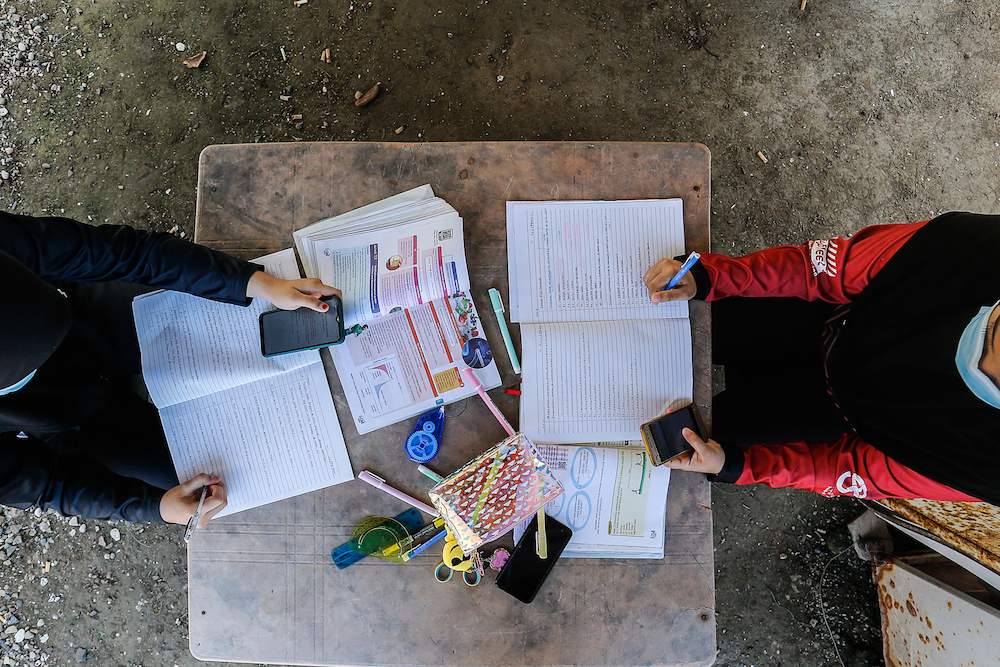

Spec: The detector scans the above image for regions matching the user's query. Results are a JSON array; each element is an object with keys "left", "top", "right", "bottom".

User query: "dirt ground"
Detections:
[{"left": 0, "top": 0, "right": 997, "bottom": 664}]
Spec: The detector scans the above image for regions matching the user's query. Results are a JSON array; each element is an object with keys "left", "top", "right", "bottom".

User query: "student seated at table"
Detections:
[
  {"left": 0, "top": 211, "right": 341, "bottom": 526},
  {"left": 644, "top": 212, "right": 1000, "bottom": 504}
]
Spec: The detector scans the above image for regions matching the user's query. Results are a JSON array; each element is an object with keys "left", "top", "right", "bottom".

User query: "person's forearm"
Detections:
[
  {"left": 0, "top": 441, "right": 166, "bottom": 521},
  {"left": 728, "top": 434, "right": 980, "bottom": 502},
  {"left": 701, "top": 221, "right": 928, "bottom": 303},
  {"left": 0, "top": 212, "right": 262, "bottom": 305}
]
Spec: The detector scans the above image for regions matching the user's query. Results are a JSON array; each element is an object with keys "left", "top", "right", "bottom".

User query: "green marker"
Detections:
[{"left": 489, "top": 288, "right": 521, "bottom": 375}]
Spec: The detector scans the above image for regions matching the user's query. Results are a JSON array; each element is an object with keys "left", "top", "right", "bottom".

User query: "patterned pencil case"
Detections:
[{"left": 429, "top": 433, "right": 564, "bottom": 554}]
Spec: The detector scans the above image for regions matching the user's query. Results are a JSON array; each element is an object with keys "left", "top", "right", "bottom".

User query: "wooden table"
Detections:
[{"left": 190, "top": 142, "right": 715, "bottom": 667}]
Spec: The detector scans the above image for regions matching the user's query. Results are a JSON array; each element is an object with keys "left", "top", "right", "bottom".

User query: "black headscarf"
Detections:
[
  {"left": 0, "top": 250, "right": 72, "bottom": 388},
  {"left": 828, "top": 212, "right": 1000, "bottom": 504}
]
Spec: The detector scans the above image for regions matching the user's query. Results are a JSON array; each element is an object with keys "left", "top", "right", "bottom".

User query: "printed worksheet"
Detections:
[
  {"left": 315, "top": 212, "right": 466, "bottom": 328},
  {"left": 515, "top": 444, "right": 671, "bottom": 558},
  {"left": 294, "top": 186, "right": 501, "bottom": 434},
  {"left": 332, "top": 292, "right": 500, "bottom": 434}
]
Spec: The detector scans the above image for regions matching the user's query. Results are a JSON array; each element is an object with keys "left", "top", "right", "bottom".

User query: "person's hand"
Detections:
[
  {"left": 643, "top": 258, "right": 697, "bottom": 304},
  {"left": 246, "top": 271, "right": 342, "bottom": 312},
  {"left": 664, "top": 428, "right": 726, "bottom": 475},
  {"left": 159, "top": 473, "right": 227, "bottom": 528}
]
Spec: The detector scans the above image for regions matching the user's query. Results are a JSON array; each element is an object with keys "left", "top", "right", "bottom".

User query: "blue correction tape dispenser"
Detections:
[{"left": 405, "top": 407, "right": 445, "bottom": 463}]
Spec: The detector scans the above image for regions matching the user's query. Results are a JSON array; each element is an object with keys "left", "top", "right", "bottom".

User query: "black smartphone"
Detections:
[
  {"left": 495, "top": 514, "right": 573, "bottom": 604},
  {"left": 259, "top": 294, "right": 346, "bottom": 357},
  {"left": 640, "top": 403, "right": 704, "bottom": 466}
]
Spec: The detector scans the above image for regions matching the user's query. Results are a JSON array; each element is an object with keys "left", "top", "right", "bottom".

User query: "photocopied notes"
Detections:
[
  {"left": 507, "top": 198, "right": 688, "bottom": 324},
  {"left": 519, "top": 318, "right": 693, "bottom": 443},
  {"left": 514, "top": 444, "right": 671, "bottom": 558},
  {"left": 294, "top": 185, "right": 501, "bottom": 434},
  {"left": 133, "top": 248, "right": 353, "bottom": 516},
  {"left": 506, "top": 199, "right": 693, "bottom": 443}
]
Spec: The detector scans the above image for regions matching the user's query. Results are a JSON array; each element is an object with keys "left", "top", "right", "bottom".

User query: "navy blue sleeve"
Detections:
[
  {"left": 0, "top": 212, "right": 262, "bottom": 306},
  {"left": 0, "top": 434, "right": 164, "bottom": 522}
]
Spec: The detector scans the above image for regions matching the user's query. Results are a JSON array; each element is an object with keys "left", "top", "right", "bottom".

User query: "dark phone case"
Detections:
[
  {"left": 641, "top": 404, "right": 705, "bottom": 466},
  {"left": 259, "top": 294, "right": 345, "bottom": 357},
  {"left": 495, "top": 514, "right": 573, "bottom": 604}
]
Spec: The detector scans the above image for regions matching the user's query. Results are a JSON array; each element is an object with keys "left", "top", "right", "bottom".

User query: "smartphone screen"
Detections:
[
  {"left": 495, "top": 514, "right": 573, "bottom": 604},
  {"left": 640, "top": 404, "right": 701, "bottom": 466},
  {"left": 259, "top": 295, "right": 345, "bottom": 357}
]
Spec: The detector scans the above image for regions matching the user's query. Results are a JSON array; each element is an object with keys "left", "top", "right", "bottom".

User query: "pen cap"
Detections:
[
  {"left": 488, "top": 288, "right": 504, "bottom": 312},
  {"left": 460, "top": 367, "right": 483, "bottom": 391}
]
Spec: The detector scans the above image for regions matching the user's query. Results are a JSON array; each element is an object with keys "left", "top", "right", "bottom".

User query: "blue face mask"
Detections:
[
  {"left": 956, "top": 301, "right": 1000, "bottom": 409},
  {"left": 0, "top": 369, "right": 36, "bottom": 396}
]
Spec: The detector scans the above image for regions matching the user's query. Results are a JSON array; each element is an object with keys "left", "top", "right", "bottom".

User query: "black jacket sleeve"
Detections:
[
  {"left": 0, "top": 212, "right": 262, "bottom": 305},
  {"left": 673, "top": 253, "right": 711, "bottom": 301},
  {"left": 0, "top": 434, "right": 164, "bottom": 522},
  {"left": 707, "top": 441, "right": 746, "bottom": 484}
]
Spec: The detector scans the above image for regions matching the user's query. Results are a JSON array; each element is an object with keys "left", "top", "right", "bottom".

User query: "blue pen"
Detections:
[
  {"left": 402, "top": 528, "right": 447, "bottom": 560},
  {"left": 662, "top": 251, "right": 701, "bottom": 292}
]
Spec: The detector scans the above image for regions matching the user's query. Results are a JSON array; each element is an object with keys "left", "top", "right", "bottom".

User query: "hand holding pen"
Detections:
[
  {"left": 184, "top": 486, "right": 209, "bottom": 544},
  {"left": 159, "top": 473, "right": 228, "bottom": 539},
  {"left": 643, "top": 251, "right": 701, "bottom": 304}
]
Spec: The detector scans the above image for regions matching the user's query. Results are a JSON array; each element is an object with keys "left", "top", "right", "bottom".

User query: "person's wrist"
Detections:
[
  {"left": 708, "top": 441, "right": 744, "bottom": 483},
  {"left": 158, "top": 488, "right": 189, "bottom": 525},
  {"left": 246, "top": 270, "right": 276, "bottom": 301},
  {"left": 158, "top": 491, "right": 171, "bottom": 523}
]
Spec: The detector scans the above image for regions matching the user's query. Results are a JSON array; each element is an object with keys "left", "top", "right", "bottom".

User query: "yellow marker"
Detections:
[
  {"left": 535, "top": 508, "right": 548, "bottom": 559},
  {"left": 381, "top": 518, "right": 445, "bottom": 555}
]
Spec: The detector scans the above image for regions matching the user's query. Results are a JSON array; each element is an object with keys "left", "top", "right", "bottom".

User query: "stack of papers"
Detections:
[
  {"left": 515, "top": 444, "right": 670, "bottom": 558},
  {"left": 293, "top": 185, "right": 501, "bottom": 434},
  {"left": 294, "top": 185, "right": 453, "bottom": 282}
]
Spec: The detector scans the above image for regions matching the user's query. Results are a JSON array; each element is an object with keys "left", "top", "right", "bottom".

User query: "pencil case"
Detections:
[{"left": 428, "top": 433, "right": 564, "bottom": 554}]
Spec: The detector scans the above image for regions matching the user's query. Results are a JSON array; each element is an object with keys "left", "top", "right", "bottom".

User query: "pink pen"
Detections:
[
  {"left": 357, "top": 470, "right": 439, "bottom": 516},
  {"left": 460, "top": 367, "right": 516, "bottom": 436}
]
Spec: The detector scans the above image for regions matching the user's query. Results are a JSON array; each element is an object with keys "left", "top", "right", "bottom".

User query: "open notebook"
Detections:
[
  {"left": 132, "top": 249, "right": 353, "bottom": 517},
  {"left": 506, "top": 199, "right": 693, "bottom": 444}
]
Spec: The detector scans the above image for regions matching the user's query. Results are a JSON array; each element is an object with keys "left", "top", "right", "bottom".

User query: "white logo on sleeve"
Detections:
[
  {"left": 807, "top": 239, "right": 840, "bottom": 278},
  {"left": 836, "top": 471, "right": 868, "bottom": 499}
]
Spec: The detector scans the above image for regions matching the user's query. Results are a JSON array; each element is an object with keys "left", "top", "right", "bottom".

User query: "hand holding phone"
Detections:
[
  {"left": 640, "top": 404, "right": 705, "bottom": 466},
  {"left": 663, "top": 428, "right": 725, "bottom": 475},
  {"left": 259, "top": 294, "right": 345, "bottom": 357},
  {"left": 246, "top": 272, "right": 339, "bottom": 312}
]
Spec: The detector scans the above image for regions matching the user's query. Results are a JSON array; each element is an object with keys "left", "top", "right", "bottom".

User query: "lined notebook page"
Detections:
[
  {"left": 519, "top": 319, "right": 693, "bottom": 443},
  {"left": 133, "top": 248, "right": 318, "bottom": 409},
  {"left": 507, "top": 199, "right": 688, "bottom": 324},
  {"left": 160, "top": 363, "right": 353, "bottom": 516}
]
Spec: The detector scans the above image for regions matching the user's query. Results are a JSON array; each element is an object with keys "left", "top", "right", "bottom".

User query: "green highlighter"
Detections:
[{"left": 489, "top": 288, "right": 521, "bottom": 375}]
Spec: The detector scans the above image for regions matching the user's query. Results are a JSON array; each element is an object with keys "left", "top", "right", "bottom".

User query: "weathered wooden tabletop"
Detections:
[{"left": 189, "top": 141, "right": 716, "bottom": 667}]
